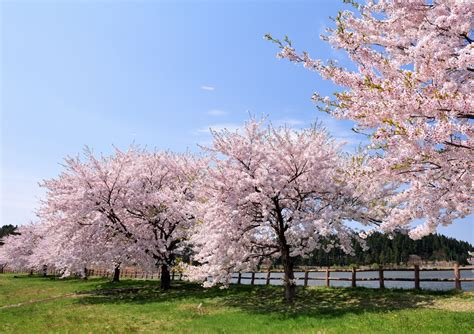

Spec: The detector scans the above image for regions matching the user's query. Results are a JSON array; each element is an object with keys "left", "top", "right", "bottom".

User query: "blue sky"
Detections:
[{"left": 1, "top": 0, "right": 472, "bottom": 243}]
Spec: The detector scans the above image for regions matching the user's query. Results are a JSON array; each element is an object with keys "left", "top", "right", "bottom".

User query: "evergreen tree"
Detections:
[
  {"left": 0, "top": 225, "right": 18, "bottom": 245},
  {"left": 299, "top": 233, "right": 473, "bottom": 267}
]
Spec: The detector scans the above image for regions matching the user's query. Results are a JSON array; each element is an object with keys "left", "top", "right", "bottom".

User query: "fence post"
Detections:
[
  {"left": 414, "top": 265, "right": 420, "bottom": 290},
  {"left": 325, "top": 268, "right": 330, "bottom": 287},
  {"left": 251, "top": 272, "right": 255, "bottom": 285},
  {"left": 351, "top": 267, "right": 357, "bottom": 288},
  {"left": 237, "top": 272, "right": 242, "bottom": 285},
  {"left": 304, "top": 270, "right": 309, "bottom": 288},
  {"left": 266, "top": 269, "right": 271, "bottom": 286},
  {"left": 379, "top": 265, "right": 385, "bottom": 289},
  {"left": 454, "top": 263, "right": 461, "bottom": 290}
]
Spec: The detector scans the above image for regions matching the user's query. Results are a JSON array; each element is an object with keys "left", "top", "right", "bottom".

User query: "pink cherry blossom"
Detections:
[
  {"left": 267, "top": 0, "right": 473, "bottom": 238},
  {"left": 189, "top": 119, "right": 393, "bottom": 302},
  {"left": 36, "top": 146, "right": 202, "bottom": 288}
]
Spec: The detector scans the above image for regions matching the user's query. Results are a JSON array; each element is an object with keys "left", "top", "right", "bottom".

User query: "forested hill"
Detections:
[{"left": 295, "top": 233, "right": 474, "bottom": 267}]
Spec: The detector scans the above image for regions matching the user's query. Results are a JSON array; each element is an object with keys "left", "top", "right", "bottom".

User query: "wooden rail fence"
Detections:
[
  {"left": 3, "top": 264, "right": 473, "bottom": 290},
  {"left": 230, "top": 264, "right": 474, "bottom": 290}
]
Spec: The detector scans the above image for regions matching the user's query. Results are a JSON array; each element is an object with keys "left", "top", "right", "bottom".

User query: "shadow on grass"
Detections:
[{"left": 73, "top": 279, "right": 464, "bottom": 319}]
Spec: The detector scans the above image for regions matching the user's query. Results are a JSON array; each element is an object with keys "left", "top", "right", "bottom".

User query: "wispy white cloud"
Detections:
[
  {"left": 274, "top": 118, "right": 305, "bottom": 127},
  {"left": 207, "top": 109, "right": 228, "bottom": 117},
  {"left": 194, "top": 123, "right": 241, "bottom": 135},
  {"left": 201, "top": 85, "right": 215, "bottom": 91}
]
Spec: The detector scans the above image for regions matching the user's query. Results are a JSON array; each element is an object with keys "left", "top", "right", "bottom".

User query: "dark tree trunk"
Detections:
[
  {"left": 160, "top": 264, "right": 171, "bottom": 290},
  {"left": 273, "top": 197, "right": 296, "bottom": 303},
  {"left": 281, "top": 243, "right": 296, "bottom": 303},
  {"left": 112, "top": 266, "right": 120, "bottom": 282},
  {"left": 82, "top": 267, "right": 88, "bottom": 280},
  {"left": 42, "top": 265, "right": 47, "bottom": 277}
]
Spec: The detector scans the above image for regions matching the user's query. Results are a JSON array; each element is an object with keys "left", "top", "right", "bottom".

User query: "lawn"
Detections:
[{"left": 0, "top": 274, "right": 473, "bottom": 333}]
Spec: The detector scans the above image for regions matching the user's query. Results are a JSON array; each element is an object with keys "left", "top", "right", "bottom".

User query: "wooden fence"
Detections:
[
  {"left": 231, "top": 264, "right": 474, "bottom": 290},
  {"left": 3, "top": 264, "right": 473, "bottom": 290}
]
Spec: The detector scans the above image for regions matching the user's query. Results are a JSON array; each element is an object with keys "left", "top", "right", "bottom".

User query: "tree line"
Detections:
[
  {"left": 292, "top": 232, "right": 474, "bottom": 267},
  {"left": 3, "top": 224, "right": 471, "bottom": 269}
]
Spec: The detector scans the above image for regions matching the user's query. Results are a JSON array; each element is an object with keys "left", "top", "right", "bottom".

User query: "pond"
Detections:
[{"left": 231, "top": 270, "right": 474, "bottom": 291}]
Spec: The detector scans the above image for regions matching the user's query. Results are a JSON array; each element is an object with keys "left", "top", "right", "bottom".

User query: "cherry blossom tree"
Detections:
[
  {"left": 189, "top": 119, "right": 393, "bottom": 302},
  {"left": 31, "top": 217, "right": 150, "bottom": 281},
  {"left": 0, "top": 223, "right": 43, "bottom": 274},
  {"left": 39, "top": 147, "right": 201, "bottom": 289},
  {"left": 267, "top": 0, "right": 473, "bottom": 238}
]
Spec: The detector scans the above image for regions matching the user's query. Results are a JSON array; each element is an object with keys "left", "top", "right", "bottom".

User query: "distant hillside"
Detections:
[{"left": 293, "top": 232, "right": 474, "bottom": 267}]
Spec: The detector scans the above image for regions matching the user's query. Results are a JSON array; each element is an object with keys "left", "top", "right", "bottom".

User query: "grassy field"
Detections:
[{"left": 0, "top": 274, "right": 473, "bottom": 333}]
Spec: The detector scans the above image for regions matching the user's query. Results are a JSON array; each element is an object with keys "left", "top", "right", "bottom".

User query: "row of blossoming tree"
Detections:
[{"left": 0, "top": 0, "right": 472, "bottom": 303}]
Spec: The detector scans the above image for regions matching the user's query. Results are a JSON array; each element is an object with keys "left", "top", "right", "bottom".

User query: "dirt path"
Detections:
[
  {"left": 0, "top": 293, "right": 84, "bottom": 310},
  {"left": 0, "top": 286, "right": 150, "bottom": 310}
]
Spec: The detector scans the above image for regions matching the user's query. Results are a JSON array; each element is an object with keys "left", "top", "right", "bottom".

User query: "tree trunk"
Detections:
[
  {"left": 82, "top": 267, "right": 88, "bottom": 280},
  {"left": 281, "top": 243, "right": 296, "bottom": 303},
  {"left": 160, "top": 264, "right": 171, "bottom": 290},
  {"left": 273, "top": 198, "right": 296, "bottom": 303},
  {"left": 112, "top": 266, "right": 120, "bottom": 282}
]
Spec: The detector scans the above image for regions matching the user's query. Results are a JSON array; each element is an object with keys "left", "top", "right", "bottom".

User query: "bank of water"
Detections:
[{"left": 232, "top": 270, "right": 474, "bottom": 291}]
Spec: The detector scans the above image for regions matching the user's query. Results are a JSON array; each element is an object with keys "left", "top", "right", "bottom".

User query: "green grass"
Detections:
[{"left": 0, "top": 274, "right": 473, "bottom": 333}]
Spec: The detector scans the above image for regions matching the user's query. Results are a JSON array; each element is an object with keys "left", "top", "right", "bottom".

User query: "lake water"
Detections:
[{"left": 231, "top": 270, "right": 474, "bottom": 291}]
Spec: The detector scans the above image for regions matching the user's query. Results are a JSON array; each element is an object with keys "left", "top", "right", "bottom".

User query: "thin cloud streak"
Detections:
[
  {"left": 274, "top": 118, "right": 305, "bottom": 127},
  {"left": 207, "top": 109, "right": 228, "bottom": 116},
  {"left": 194, "top": 123, "right": 241, "bottom": 135},
  {"left": 201, "top": 85, "right": 215, "bottom": 91}
]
